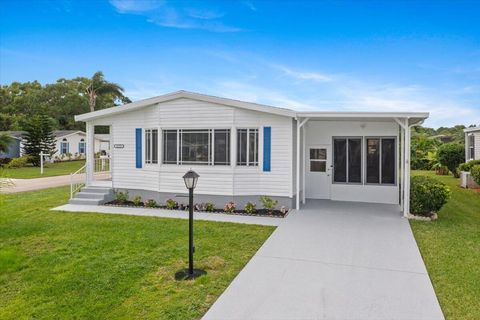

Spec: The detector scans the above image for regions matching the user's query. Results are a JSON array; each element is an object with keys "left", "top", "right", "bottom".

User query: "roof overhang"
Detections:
[
  {"left": 75, "top": 90, "right": 296, "bottom": 122},
  {"left": 296, "top": 111, "right": 429, "bottom": 126},
  {"left": 56, "top": 131, "right": 86, "bottom": 139},
  {"left": 464, "top": 127, "right": 480, "bottom": 133}
]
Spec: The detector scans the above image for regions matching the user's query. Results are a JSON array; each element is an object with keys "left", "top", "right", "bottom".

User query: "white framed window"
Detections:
[
  {"left": 310, "top": 148, "right": 327, "bottom": 172},
  {"left": 60, "top": 139, "right": 69, "bottom": 154},
  {"left": 468, "top": 134, "right": 475, "bottom": 160},
  {"left": 78, "top": 139, "right": 86, "bottom": 154},
  {"left": 366, "top": 137, "right": 396, "bottom": 185},
  {"left": 162, "top": 129, "right": 230, "bottom": 165},
  {"left": 145, "top": 129, "right": 158, "bottom": 164},
  {"left": 237, "top": 128, "right": 258, "bottom": 166}
]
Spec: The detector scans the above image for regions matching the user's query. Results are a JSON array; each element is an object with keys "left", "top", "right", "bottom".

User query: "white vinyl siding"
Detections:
[{"left": 103, "top": 98, "right": 293, "bottom": 197}]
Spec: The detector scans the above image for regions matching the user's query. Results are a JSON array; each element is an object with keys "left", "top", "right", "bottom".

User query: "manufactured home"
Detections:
[
  {"left": 464, "top": 126, "right": 480, "bottom": 161},
  {"left": 0, "top": 130, "right": 109, "bottom": 160},
  {"left": 72, "top": 91, "right": 428, "bottom": 215}
]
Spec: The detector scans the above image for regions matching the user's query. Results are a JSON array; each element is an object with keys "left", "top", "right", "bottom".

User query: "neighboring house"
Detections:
[
  {"left": 75, "top": 90, "right": 428, "bottom": 215},
  {"left": 0, "top": 130, "right": 107, "bottom": 160},
  {"left": 464, "top": 127, "right": 480, "bottom": 161},
  {"left": 0, "top": 131, "right": 24, "bottom": 158}
]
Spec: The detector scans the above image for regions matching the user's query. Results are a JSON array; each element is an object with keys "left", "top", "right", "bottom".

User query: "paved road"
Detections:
[
  {"left": 203, "top": 200, "right": 444, "bottom": 320},
  {"left": 1, "top": 173, "right": 110, "bottom": 193}
]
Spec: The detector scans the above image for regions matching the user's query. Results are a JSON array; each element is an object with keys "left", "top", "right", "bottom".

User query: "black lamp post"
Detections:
[{"left": 175, "top": 170, "right": 206, "bottom": 280}]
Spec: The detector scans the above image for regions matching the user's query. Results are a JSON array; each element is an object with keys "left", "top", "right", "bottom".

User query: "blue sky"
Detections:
[{"left": 1, "top": 0, "right": 479, "bottom": 127}]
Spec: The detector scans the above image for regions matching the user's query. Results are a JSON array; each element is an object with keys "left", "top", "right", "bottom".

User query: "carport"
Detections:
[{"left": 203, "top": 200, "right": 444, "bottom": 320}]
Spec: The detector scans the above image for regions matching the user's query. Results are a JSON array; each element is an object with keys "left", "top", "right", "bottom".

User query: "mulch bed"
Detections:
[{"left": 104, "top": 200, "right": 289, "bottom": 218}]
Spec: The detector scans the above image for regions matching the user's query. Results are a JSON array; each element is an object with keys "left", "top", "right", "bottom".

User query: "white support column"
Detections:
[
  {"left": 302, "top": 125, "right": 306, "bottom": 204},
  {"left": 86, "top": 122, "right": 95, "bottom": 186},
  {"left": 403, "top": 118, "right": 411, "bottom": 217},
  {"left": 400, "top": 126, "right": 405, "bottom": 211},
  {"left": 295, "top": 117, "right": 309, "bottom": 210},
  {"left": 296, "top": 120, "right": 301, "bottom": 210}
]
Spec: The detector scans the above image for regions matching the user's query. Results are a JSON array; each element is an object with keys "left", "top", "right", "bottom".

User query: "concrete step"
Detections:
[
  {"left": 69, "top": 187, "right": 114, "bottom": 205},
  {"left": 81, "top": 187, "right": 113, "bottom": 194},
  {"left": 69, "top": 198, "right": 105, "bottom": 205},
  {"left": 75, "top": 192, "right": 106, "bottom": 200}
]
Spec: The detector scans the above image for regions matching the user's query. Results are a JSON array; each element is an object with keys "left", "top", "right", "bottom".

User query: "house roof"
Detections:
[
  {"left": 0, "top": 131, "right": 25, "bottom": 140},
  {"left": 75, "top": 90, "right": 297, "bottom": 122},
  {"left": 464, "top": 126, "right": 480, "bottom": 133},
  {"left": 54, "top": 130, "right": 85, "bottom": 138},
  {"left": 74, "top": 90, "right": 429, "bottom": 123}
]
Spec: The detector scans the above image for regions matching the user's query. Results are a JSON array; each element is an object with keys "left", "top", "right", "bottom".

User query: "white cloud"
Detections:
[
  {"left": 110, "top": 0, "right": 163, "bottom": 13},
  {"left": 243, "top": 1, "right": 257, "bottom": 11},
  {"left": 109, "top": 0, "right": 241, "bottom": 32},
  {"left": 274, "top": 65, "right": 332, "bottom": 82}
]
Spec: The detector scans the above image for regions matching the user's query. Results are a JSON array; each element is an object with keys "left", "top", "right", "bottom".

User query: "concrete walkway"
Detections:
[
  {"left": 203, "top": 200, "right": 444, "bottom": 320},
  {"left": 52, "top": 204, "right": 283, "bottom": 226}
]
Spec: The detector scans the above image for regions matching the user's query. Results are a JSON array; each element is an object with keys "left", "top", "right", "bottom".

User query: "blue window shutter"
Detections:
[
  {"left": 263, "top": 127, "right": 271, "bottom": 172},
  {"left": 135, "top": 128, "right": 142, "bottom": 168}
]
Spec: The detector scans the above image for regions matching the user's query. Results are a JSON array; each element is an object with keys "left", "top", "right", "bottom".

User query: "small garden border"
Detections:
[{"left": 104, "top": 200, "right": 290, "bottom": 218}]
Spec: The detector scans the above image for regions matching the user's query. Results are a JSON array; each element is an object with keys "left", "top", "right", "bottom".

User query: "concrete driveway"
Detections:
[{"left": 203, "top": 200, "right": 444, "bottom": 320}]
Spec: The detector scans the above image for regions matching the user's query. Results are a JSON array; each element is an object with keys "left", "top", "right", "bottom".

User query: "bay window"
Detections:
[
  {"left": 145, "top": 129, "right": 158, "bottom": 164},
  {"left": 162, "top": 129, "right": 230, "bottom": 165},
  {"left": 366, "top": 137, "right": 396, "bottom": 185},
  {"left": 333, "top": 137, "right": 362, "bottom": 183},
  {"left": 237, "top": 128, "right": 258, "bottom": 166}
]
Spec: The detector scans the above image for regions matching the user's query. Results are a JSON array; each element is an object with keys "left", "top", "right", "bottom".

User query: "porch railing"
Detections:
[
  {"left": 70, "top": 164, "right": 86, "bottom": 199},
  {"left": 94, "top": 156, "right": 111, "bottom": 174}
]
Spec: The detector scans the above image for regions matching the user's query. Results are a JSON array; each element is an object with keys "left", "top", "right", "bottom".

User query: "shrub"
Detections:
[
  {"left": 259, "top": 196, "right": 278, "bottom": 211},
  {"left": 115, "top": 190, "right": 128, "bottom": 204},
  {"left": 145, "top": 199, "right": 157, "bottom": 208},
  {"left": 5, "top": 156, "right": 29, "bottom": 169},
  {"left": 0, "top": 158, "right": 12, "bottom": 166},
  {"left": 165, "top": 198, "right": 178, "bottom": 210},
  {"left": 244, "top": 202, "right": 257, "bottom": 214},
  {"left": 458, "top": 159, "right": 480, "bottom": 172},
  {"left": 205, "top": 202, "right": 215, "bottom": 212},
  {"left": 132, "top": 195, "right": 142, "bottom": 206},
  {"left": 410, "top": 176, "right": 451, "bottom": 216},
  {"left": 471, "top": 165, "right": 480, "bottom": 185},
  {"left": 224, "top": 201, "right": 236, "bottom": 213},
  {"left": 437, "top": 143, "right": 465, "bottom": 178}
]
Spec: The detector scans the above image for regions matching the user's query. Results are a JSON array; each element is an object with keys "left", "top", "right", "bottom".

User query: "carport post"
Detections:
[
  {"left": 404, "top": 118, "right": 411, "bottom": 217},
  {"left": 86, "top": 122, "right": 95, "bottom": 186},
  {"left": 296, "top": 117, "right": 309, "bottom": 210},
  {"left": 394, "top": 117, "right": 409, "bottom": 217}
]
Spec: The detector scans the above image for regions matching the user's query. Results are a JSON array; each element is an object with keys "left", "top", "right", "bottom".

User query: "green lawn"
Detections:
[
  {"left": 3, "top": 160, "right": 85, "bottom": 179},
  {"left": 0, "top": 187, "right": 275, "bottom": 319},
  {"left": 411, "top": 170, "right": 480, "bottom": 320}
]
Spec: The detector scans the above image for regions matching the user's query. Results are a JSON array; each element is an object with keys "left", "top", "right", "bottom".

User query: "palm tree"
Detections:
[
  {"left": 85, "top": 71, "right": 129, "bottom": 112},
  {"left": 0, "top": 134, "right": 12, "bottom": 153}
]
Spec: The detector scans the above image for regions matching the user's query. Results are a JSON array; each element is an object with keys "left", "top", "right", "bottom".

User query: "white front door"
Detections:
[{"left": 305, "top": 145, "right": 331, "bottom": 199}]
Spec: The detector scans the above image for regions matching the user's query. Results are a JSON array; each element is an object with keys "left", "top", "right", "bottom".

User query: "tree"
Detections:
[
  {"left": 437, "top": 143, "right": 465, "bottom": 178},
  {"left": 22, "top": 115, "right": 57, "bottom": 166},
  {"left": 0, "top": 133, "right": 12, "bottom": 153},
  {"left": 85, "top": 71, "right": 131, "bottom": 112},
  {"left": 0, "top": 74, "right": 131, "bottom": 132}
]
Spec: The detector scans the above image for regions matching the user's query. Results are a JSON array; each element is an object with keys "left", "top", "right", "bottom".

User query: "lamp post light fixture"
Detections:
[{"left": 175, "top": 170, "right": 206, "bottom": 280}]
